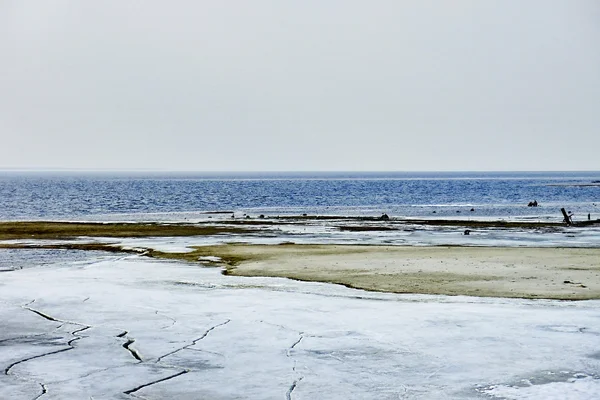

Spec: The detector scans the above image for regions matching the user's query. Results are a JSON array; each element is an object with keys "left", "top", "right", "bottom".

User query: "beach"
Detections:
[
  {"left": 1, "top": 220, "right": 600, "bottom": 300},
  {"left": 175, "top": 244, "right": 600, "bottom": 300}
]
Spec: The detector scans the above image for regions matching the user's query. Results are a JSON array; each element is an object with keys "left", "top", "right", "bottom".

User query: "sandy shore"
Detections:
[
  {"left": 192, "top": 245, "right": 600, "bottom": 300},
  {"left": 3, "top": 237, "right": 600, "bottom": 299}
]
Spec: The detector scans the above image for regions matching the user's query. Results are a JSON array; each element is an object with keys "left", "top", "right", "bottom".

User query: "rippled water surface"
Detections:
[{"left": 1, "top": 171, "right": 599, "bottom": 221}]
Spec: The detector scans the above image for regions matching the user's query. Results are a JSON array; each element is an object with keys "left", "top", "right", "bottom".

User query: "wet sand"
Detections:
[{"left": 198, "top": 245, "right": 600, "bottom": 300}]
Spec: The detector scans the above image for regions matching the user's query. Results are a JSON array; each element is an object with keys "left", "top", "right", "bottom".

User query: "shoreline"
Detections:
[
  {"left": 1, "top": 220, "right": 599, "bottom": 300},
  {"left": 0, "top": 217, "right": 589, "bottom": 241},
  {"left": 3, "top": 240, "right": 600, "bottom": 300}
]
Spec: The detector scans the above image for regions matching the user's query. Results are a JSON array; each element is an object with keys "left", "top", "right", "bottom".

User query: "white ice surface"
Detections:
[
  {"left": 75, "top": 224, "right": 600, "bottom": 253},
  {"left": 107, "top": 237, "right": 198, "bottom": 253},
  {"left": 1, "top": 254, "right": 599, "bottom": 399},
  {"left": 481, "top": 376, "right": 600, "bottom": 400}
]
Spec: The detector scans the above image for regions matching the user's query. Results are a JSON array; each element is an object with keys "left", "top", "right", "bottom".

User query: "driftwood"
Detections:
[
  {"left": 561, "top": 208, "right": 572, "bottom": 225},
  {"left": 561, "top": 208, "right": 600, "bottom": 226}
]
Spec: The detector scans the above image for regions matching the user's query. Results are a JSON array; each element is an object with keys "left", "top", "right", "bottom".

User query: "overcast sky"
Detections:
[{"left": 1, "top": 1, "right": 599, "bottom": 171}]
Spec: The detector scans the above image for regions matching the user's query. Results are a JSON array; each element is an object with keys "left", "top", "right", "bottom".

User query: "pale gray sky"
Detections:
[{"left": 1, "top": 1, "right": 599, "bottom": 171}]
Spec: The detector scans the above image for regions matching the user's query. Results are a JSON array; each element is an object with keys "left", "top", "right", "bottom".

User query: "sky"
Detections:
[{"left": 1, "top": 1, "right": 599, "bottom": 171}]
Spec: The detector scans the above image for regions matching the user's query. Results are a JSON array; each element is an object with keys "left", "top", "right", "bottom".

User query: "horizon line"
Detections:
[{"left": 1, "top": 169, "right": 599, "bottom": 174}]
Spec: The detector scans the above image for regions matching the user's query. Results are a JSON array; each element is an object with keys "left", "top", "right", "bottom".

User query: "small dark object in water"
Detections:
[
  {"left": 564, "top": 280, "right": 573, "bottom": 284},
  {"left": 302, "top": 213, "right": 307, "bottom": 217},
  {"left": 259, "top": 214, "right": 265, "bottom": 219},
  {"left": 561, "top": 208, "right": 572, "bottom": 225},
  {"left": 464, "top": 229, "right": 471, "bottom": 235},
  {"left": 245, "top": 215, "right": 250, "bottom": 219},
  {"left": 380, "top": 213, "right": 390, "bottom": 221},
  {"left": 456, "top": 210, "right": 460, "bottom": 213},
  {"left": 470, "top": 208, "right": 475, "bottom": 212},
  {"left": 527, "top": 200, "right": 539, "bottom": 207},
  {"left": 432, "top": 211, "right": 436, "bottom": 213},
  {"left": 589, "top": 213, "right": 591, "bottom": 221}
]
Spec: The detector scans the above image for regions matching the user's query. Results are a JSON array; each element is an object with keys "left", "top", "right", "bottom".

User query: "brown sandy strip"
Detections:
[{"left": 183, "top": 244, "right": 600, "bottom": 300}]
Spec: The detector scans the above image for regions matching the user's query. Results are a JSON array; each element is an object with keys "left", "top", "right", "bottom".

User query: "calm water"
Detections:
[{"left": 1, "top": 171, "right": 599, "bottom": 222}]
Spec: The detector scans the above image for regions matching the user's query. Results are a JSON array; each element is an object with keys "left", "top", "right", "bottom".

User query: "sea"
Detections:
[{"left": 1, "top": 171, "right": 599, "bottom": 223}]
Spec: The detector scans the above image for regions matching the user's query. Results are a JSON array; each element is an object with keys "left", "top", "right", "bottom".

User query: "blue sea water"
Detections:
[{"left": 0, "top": 171, "right": 599, "bottom": 222}]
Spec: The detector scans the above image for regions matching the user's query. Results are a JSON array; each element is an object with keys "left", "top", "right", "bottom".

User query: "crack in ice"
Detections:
[
  {"left": 25, "top": 308, "right": 61, "bottom": 322},
  {"left": 4, "top": 305, "right": 92, "bottom": 399},
  {"left": 286, "top": 333, "right": 305, "bottom": 400},
  {"left": 123, "top": 339, "right": 143, "bottom": 362},
  {"left": 155, "top": 310, "right": 177, "bottom": 330},
  {"left": 23, "top": 306, "right": 90, "bottom": 330},
  {"left": 30, "top": 382, "right": 48, "bottom": 400},
  {"left": 5, "top": 324, "right": 91, "bottom": 376},
  {"left": 286, "top": 377, "right": 303, "bottom": 400},
  {"left": 155, "top": 319, "right": 230, "bottom": 363},
  {"left": 123, "top": 370, "right": 188, "bottom": 396},
  {"left": 5, "top": 322, "right": 90, "bottom": 375},
  {"left": 31, "top": 383, "right": 47, "bottom": 400},
  {"left": 116, "top": 331, "right": 142, "bottom": 361},
  {"left": 290, "top": 335, "right": 303, "bottom": 352},
  {"left": 5, "top": 347, "right": 72, "bottom": 376}
]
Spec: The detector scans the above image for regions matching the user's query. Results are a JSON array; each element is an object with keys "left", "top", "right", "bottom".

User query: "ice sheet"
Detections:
[{"left": 1, "top": 252, "right": 599, "bottom": 399}]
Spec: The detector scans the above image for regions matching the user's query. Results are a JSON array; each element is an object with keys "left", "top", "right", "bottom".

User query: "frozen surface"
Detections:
[
  {"left": 1, "top": 250, "right": 599, "bottom": 399},
  {"left": 53, "top": 222, "right": 600, "bottom": 252},
  {"left": 480, "top": 376, "right": 600, "bottom": 400}
]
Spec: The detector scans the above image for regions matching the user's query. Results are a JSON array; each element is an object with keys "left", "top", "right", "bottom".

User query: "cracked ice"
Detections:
[{"left": 1, "top": 252, "right": 600, "bottom": 399}]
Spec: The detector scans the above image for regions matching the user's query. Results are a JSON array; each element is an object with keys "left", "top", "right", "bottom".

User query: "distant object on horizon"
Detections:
[{"left": 527, "top": 200, "right": 539, "bottom": 207}]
